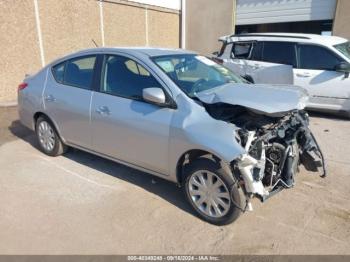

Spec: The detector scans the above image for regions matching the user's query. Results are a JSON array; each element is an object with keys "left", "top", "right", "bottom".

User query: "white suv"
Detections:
[{"left": 215, "top": 33, "right": 350, "bottom": 116}]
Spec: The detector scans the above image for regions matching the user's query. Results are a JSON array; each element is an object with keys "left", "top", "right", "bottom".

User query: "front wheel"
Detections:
[{"left": 183, "top": 158, "right": 245, "bottom": 225}]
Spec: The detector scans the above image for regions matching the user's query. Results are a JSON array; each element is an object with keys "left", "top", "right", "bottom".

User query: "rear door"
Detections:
[
  {"left": 43, "top": 55, "right": 97, "bottom": 149},
  {"left": 222, "top": 41, "right": 294, "bottom": 84},
  {"left": 91, "top": 54, "right": 174, "bottom": 175},
  {"left": 245, "top": 41, "right": 295, "bottom": 85},
  {"left": 294, "top": 44, "right": 350, "bottom": 111}
]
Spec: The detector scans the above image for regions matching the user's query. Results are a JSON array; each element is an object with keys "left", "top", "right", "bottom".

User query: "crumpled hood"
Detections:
[{"left": 195, "top": 83, "right": 309, "bottom": 116}]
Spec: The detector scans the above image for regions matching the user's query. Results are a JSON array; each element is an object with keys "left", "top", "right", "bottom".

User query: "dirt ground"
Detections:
[{"left": 0, "top": 106, "right": 349, "bottom": 254}]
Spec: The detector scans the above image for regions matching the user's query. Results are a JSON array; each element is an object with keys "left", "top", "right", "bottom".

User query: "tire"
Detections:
[
  {"left": 35, "top": 116, "right": 67, "bottom": 156},
  {"left": 183, "top": 158, "right": 245, "bottom": 225}
]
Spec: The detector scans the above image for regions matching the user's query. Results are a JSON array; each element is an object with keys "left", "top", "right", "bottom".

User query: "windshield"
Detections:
[
  {"left": 334, "top": 41, "right": 350, "bottom": 60},
  {"left": 152, "top": 54, "right": 245, "bottom": 98}
]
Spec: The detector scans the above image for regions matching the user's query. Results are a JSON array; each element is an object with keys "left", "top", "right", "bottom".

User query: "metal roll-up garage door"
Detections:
[{"left": 236, "top": 0, "right": 337, "bottom": 25}]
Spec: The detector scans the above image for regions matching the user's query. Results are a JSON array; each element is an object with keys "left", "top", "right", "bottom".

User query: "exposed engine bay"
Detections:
[{"left": 204, "top": 103, "right": 326, "bottom": 204}]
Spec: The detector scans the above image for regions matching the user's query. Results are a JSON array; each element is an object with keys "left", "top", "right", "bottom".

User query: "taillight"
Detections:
[{"left": 18, "top": 82, "right": 28, "bottom": 91}]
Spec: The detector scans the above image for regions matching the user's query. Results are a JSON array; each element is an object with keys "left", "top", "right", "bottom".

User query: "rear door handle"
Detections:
[
  {"left": 44, "top": 94, "right": 56, "bottom": 102},
  {"left": 296, "top": 72, "right": 311, "bottom": 78},
  {"left": 96, "top": 106, "right": 110, "bottom": 115}
]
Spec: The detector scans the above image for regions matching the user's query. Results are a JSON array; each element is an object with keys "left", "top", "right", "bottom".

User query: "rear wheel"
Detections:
[
  {"left": 35, "top": 116, "right": 67, "bottom": 156},
  {"left": 183, "top": 158, "right": 245, "bottom": 225}
]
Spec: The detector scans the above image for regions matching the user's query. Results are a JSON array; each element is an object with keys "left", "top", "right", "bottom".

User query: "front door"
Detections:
[
  {"left": 245, "top": 41, "right": 295, "bottom": 85},
  {"left": 91, "top": 54, "right": 174, "bottom": 175},
  {"left": 294, "top": 44, "right": 350, "bottom": 111}
]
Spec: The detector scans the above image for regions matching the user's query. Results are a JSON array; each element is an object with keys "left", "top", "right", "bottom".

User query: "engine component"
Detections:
[
  {"left": 230, "top": 108, "right": 325, "bottom": 202},
  {"left": 263, "top": 142, "right": 285, "bottom": 188},
  {"left": 205, "top": 102, "right": 325, "bottom": 203},
  {"left": 280, "top": 142, "right": 299, "bottom": 187}
]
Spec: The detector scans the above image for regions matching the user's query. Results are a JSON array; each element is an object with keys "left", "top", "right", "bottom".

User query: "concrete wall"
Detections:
[
  {"left": 333, "top": 0, "right": 350, "bottom": 39},
  {"left": 0, "top": 0, "right": 180, "bottom": 104},
  {"left": 185, "top": 0, "right": 235, "bottom": 55}
]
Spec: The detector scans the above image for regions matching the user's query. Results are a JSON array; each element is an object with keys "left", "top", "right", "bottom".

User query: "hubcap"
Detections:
[
  {"left": 38, "top": 121, "right": 55, "bottom": 152},
  {"left": 188, "top": 170, "right": 231, "bottom": 218}
]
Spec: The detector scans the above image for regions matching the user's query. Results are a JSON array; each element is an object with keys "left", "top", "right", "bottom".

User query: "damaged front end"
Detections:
[{"left": 205, "top": 103, "right": 326, "bottom": 206}]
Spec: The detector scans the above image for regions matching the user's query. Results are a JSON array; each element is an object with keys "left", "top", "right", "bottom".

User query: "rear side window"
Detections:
[
  {"left": 52, "top": 55, "right": 97, "bottom": 90},
  {"left": 262, "top": 42, "right": 296, "bottom": 67},
  {"left": 298, "top": 45, "right": 342, "bottom": 71},
  {"left": 64, "top": 56, "right": 96, "bottom": 89}
]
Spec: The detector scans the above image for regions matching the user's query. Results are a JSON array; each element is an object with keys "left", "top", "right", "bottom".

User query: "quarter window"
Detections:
[
  {"left": 298, "top": 45, "right": 342, "bottom": 71},
  {"left": 334, "top": 41, "right": 350, "bottom": 60},
  {"left": 101, "top": 55, "right": 161, "bottom": 100},
  {"left": 262, "top": 42, "right": 296, "bottom": 66},
  {"left": 232, "top": 42, "right": 253, "bottom": 59},
  {"left": 52, "top": 62, "right": 65, "bottom": 83}
]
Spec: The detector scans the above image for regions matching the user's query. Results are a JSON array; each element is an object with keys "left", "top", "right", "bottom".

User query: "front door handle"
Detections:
[
  {"left": 44, "top": 94, "right": 56, "bottom": 102},
  {"left": 296, "top": 72, "right": 311, "bottom": 78},
  {"left": 96, "top": 106, "right": 110, "bottom": 115}
]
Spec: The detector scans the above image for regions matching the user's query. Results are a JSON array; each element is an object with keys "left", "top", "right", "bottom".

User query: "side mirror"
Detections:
[
  {"left": 335, "top": 62, "right": 350, "bottom": 78},
  {"left": 143, "top": 87, "right": 166, "bottom": 105}
]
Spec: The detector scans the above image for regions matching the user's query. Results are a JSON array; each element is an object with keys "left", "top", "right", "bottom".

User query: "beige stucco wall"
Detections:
[
  {"left": 148, "top": 10, "right": 180, "bottom": 47},
  {"left": 185, "top": 0, "right": 235, "bottom": 55},
  {"left": 39, "top": 0, "right": 102, "bottom": 63},
  {"left": 104, "top": 2, "right": 146, "bottom": 46},
  {"left": 333, "top": 0, "right": 350, "bottom": 40},
  {"left": 0, "top": 0, "right": 42, "bottom": 103},
  {"left": 0, "top": 0, "right": 180, "bottom": 104}
]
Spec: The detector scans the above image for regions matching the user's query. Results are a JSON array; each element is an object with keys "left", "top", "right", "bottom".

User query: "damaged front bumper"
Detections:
[{"left": 233, "top": 111, "right": 326, "bottom": 208}]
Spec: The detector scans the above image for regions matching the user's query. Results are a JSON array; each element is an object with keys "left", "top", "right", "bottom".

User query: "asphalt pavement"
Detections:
[{"left": 0, "top": 106, "right": 349, "bottom": 254}]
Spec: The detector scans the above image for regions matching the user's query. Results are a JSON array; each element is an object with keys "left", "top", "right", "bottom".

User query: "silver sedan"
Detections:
[{"left": 18, "top": 47, "right": 325, "bottom": 225}]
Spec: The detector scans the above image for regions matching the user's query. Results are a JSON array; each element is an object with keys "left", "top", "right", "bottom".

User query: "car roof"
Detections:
[
  {"left": 74, "top": 47, "right": 195, "bottom": 57},
  {"left": 220, "top": 32, "right": 348, "bottom": 47},
  {"left": 48, "top": 47, "right": 196, "bottom": 67}
]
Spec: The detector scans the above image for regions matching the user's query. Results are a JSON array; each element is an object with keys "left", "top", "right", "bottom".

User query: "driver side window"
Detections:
[{"left": 101, "top": 55, "right": 161, "bottom": 100}]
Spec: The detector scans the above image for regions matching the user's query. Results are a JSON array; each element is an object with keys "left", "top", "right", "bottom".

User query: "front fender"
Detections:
[
  {"left": 168, "top": 95, "right": 245, "bottom": 179},
  {"left": 176, "top": 120, "right": 244, "bottom": 162}
]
